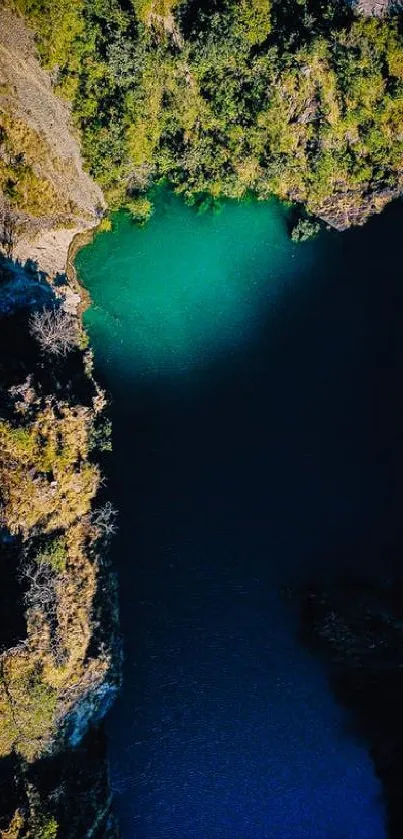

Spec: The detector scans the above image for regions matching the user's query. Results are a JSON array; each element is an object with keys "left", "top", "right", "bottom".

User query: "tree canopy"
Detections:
[{"left": 14, "top": 0, "right": 403, "bottom": 219}]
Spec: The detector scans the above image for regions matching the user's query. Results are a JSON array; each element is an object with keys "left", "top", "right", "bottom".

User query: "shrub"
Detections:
[
  {"left": 97, "top": 216, "right": 112, "bottom": 233},
  {"left": 0, "top": 659, "right": 58, "bottom": 761},
  {"left": 22, "top": 559, "right": 57, "bottom": 614},
  {"left": 0, "top": 401, "right": 100, "bottom": 535},
  {"left": 126, "top": 196, "right": 154, "bottom": 224},
  {"left": 36, "top": 536, "right": 68, "bottom": 573},
  {"left": 1, "top": 809, "right": 26, "bottom": 838},
  {"left": 290, "top": 218, "right": 321, "bottom": 243},
  {"left": 37, "top": 818, "right": 59, "bottom": 839}
]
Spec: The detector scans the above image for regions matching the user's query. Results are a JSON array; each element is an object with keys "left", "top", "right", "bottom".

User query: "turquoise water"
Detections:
[
  {"left": 76, "top": 189, "right": 401, "bottom": 838},
  {"left": 78, "top": 190, "right": 320, "bottom": 381}
]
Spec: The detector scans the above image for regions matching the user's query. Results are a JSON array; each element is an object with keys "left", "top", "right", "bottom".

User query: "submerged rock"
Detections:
[{"left": 301, "top": 578, "right": 403, "bottom": 839}]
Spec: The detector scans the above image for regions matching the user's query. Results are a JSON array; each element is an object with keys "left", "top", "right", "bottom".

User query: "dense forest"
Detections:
[{"left": 8, "top": 0, "right": 403, "bottom": 225}]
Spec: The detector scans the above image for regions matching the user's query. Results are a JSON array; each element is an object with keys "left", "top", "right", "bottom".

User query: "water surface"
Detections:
[{"left": 77, "top": 189, "right": 403, "bottom": 838}]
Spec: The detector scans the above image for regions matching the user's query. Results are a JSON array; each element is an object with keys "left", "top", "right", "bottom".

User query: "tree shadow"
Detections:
[
  {"left": 0, "top": 728, "right": 118, "bottom": 838},
  {"left": 0, "top": 254, "right": 54, "bottom": 316},
  {"left": 0, "top": 255, "right": 96, "bottom": 407}
]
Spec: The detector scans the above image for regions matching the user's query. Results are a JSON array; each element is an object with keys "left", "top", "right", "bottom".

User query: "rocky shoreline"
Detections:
[
  {"left": 0, "top": 247, "right": 121, "bottom": 837},
  {"left": 0, "top": 12, "right": 118, "bottom": 822}
]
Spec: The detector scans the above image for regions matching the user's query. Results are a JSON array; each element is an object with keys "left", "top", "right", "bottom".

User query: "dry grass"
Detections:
[
  {"left": 0, "top": 375, "right": 115, "bottom": 762},
  {"left": 0, "top": 113, "right": 76, "bottom": 218},
  {"left": 0, "top": 400, "right": 100, "bottom": 536}
]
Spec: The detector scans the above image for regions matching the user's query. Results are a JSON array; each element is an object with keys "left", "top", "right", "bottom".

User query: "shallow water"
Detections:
[{"left": 76, "top": 189, "right": 403, "bottom": 838}]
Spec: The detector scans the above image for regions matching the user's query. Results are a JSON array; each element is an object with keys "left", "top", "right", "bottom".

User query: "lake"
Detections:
[{"left": 76, "top": 188, "right": 403, "bottom": 838}]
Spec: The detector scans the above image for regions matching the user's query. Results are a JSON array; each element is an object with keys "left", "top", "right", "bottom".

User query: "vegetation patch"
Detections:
[
  {"left": 36, "top": 536, "right": 68, "bottom": 574},
  {"left": 0, "top": 263, "right": 119, "bottom": 769},
  {"left": 12, "top": 0, "right": 403, "bottom": 226},
  {"left": 0, "top": 115, "right": 73, "bottom": 219},
  {"left": 290, "top": 217, "right": 322, "bottom": 242}
]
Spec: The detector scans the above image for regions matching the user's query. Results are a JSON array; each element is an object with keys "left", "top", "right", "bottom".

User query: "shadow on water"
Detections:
[
  {"left": 79, "top": 194, "right": 403, "bottom": 838},
  {"left": 299, "top": 573, "right": 403, "bottom": 839}
]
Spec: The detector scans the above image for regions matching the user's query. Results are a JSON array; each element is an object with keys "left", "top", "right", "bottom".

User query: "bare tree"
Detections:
[
  {"left": 92, "top": 502, "right": 118, "bottom": 540},
  {"left": 20, "top": 559, "right": 69, "bottom": 663},
  {"left": 20, "top": 559, "right": 57, "bottom": 615},
  {"left": 29, "top": 307, "right": 79, "bottom": 357}
]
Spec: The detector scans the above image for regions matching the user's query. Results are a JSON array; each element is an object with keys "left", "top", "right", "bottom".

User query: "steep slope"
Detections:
[
  {"left": 0, "top": 259, "right": 120, "bottom": 837},
  {"left": 0, "top": 7, "right": 104, "bottom": 276}
]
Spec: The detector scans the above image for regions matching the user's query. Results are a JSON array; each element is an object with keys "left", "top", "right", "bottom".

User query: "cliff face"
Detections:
[
  {"left": 351, "top": 0, "right": 402, "bottom": 16},
  {"left": 0, "top": 258, "right": 120, "bottom": 837},
  {"left": 0, "top": 11, "right": 121, "bottom": 836},
  {"left": 0, "top": 7, "right": 105, "bottom": 276},
  {"left": 312, "top": 184, "right": 403, "bottom": 232}
]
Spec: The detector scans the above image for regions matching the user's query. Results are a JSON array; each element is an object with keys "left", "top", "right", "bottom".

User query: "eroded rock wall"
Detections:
[{"left": 0, "top": 7, "right": 105, "bottom": 276}]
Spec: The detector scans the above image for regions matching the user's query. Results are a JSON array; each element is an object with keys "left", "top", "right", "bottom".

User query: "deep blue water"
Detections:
[{"left": 77, "top": 193, "right": 403, "bottom": 838}]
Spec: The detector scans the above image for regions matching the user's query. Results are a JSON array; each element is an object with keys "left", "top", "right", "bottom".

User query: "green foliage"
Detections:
[
  {"left": 0, "top": 400, "right": 99, "bottom": 535},
  {"left": 127, "top": 195, "right": 153, "bottom": 223},
  {"left": 15, "top": 0, "right": 85, "bottom": 73},
  {"left": 37, "top": 818, "right": 58, "bottom": 839},
  {"left": 291, "top": 217, "right": 321, "bottom": 242},
  {"left": 97, "top": 216, "right": 112, "bottom": 233},
  {"left": 131, "top": 0, "right": 179, "bottom": 25},
  {"left": 15, "top": 0, "right": 403, "bottom": 218},
  {"left": 89, "top": 417, "right": 113, "bottom": 452},
  {"left": 0, "top": 660, "right": 58, "bottom": 760},
  {"left": 36, "top": 536, "right": 68, "bottom": 573},
  {"left": 231, "top": 0, "right": 272, "bottom": 46},
  {"left": 0, "top": 116, "right": 71, "bottom": 218}
]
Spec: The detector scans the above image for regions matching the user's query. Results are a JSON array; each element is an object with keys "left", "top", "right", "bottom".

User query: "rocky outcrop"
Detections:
[
  {"left": 0, "top": 13, "right": 118, "bottom": 829},
  {"left": 0, "top": 7, "right": 105, "bottom": 276},
  {"left": 301, "top": 579, "right": 403, "bottom": 839},
  {"left": 315, "top": 183, "right": 403, "bottom": 231},
  {"left": 350, "top": 0, "right": 402, "bottom": 16},
  {"left": 0, "top": 258, "right": 121, "bottom": 837}
]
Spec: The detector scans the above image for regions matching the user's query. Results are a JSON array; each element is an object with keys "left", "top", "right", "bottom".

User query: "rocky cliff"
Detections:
[
  {"left": 350, "top": 0, "right": 402, "bottom": 16},
  {"left": 0, "top": 9, "right": 122, "bottom": 836},
  {"left": 0, "top": 257, "right": 120, "bottom": 838},
  {"left": 0, "top": 6, "right": 105, "bottom": 277}
]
